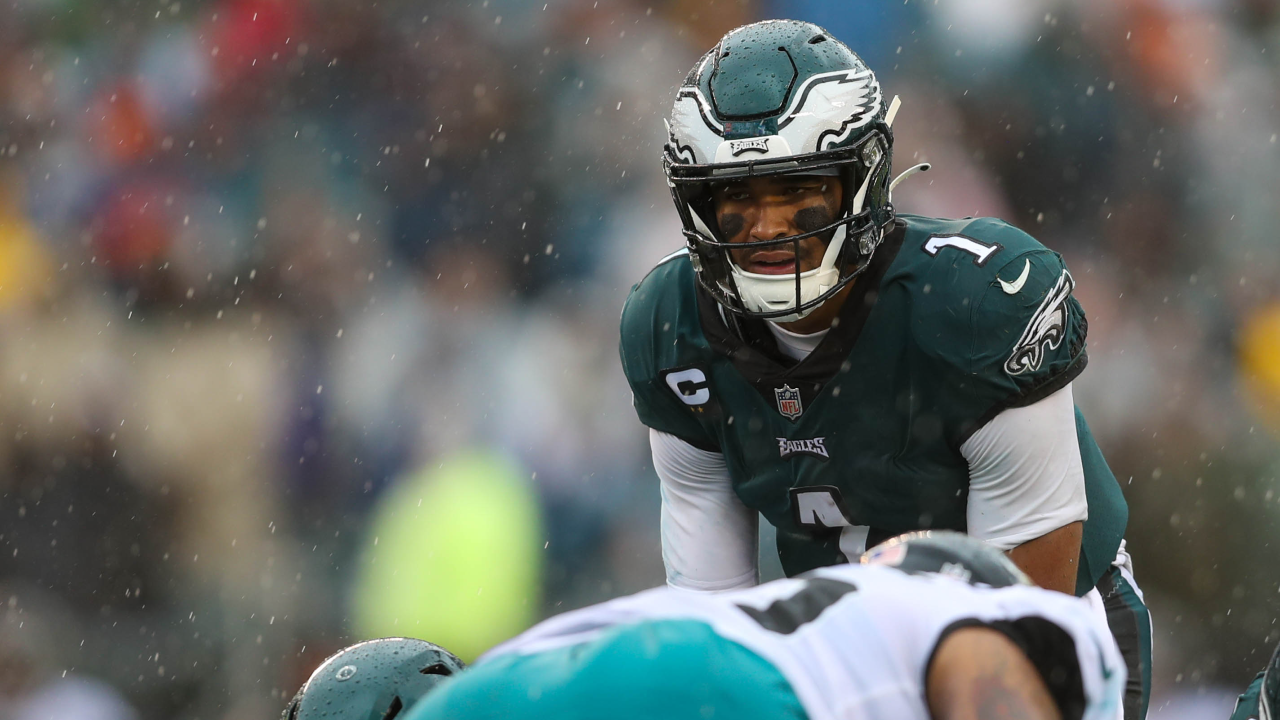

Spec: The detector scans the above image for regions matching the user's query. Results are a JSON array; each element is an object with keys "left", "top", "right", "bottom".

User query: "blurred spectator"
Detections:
[
  {"left": 352, "top": 448, "right": 542, "bottom": 663},
  {"left": 0, "top": 585, "right": 139, "bottom": 720}
]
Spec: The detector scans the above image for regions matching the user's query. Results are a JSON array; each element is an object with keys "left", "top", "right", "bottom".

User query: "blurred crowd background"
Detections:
[{"left": 0, "top": 0, "right": 1278, "bottom": 718}]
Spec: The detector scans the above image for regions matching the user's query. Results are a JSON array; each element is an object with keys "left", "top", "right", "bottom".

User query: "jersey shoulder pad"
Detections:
[
  {"left": 619, "top": 248, "right": 702, "bottom": 383},
  {"left": 964, "top": 223, "right": 1086, "bottom": 384},
  {"left": 618, "top": 249, "right": 719, "bottom": 451},
  {"left": 896, "top": 216, "right": 1088, "bottom": 408},
  {"left": 897, "top": 215, "right": 1048, "bottom": 287}
]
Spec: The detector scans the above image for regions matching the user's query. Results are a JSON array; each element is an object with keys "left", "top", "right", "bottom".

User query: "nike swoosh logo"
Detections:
[{"left": 999, "top": 259, "right": 1031, "bottom": 294}]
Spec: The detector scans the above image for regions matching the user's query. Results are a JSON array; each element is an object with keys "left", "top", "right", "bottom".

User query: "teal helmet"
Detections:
[
  {"left": 282, "top": 638, "right": 465, "bottom": 720},
  {"left": 664, "top": 20, "right": 899, "bottom": 322},
  {"left": 860, "top": 531, "right": 1034, "bottom": 589}
]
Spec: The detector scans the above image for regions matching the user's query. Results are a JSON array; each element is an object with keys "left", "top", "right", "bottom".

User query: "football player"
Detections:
[
  {"left": 286, "top": 532, "right": 1128, "bottom": 720},
  {"left": 617, "top": 18, "right": 1151, "bottom": 718}
]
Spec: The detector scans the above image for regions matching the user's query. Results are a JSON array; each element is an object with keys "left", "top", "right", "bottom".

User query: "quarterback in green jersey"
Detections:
[{"left": 618, "top": 19, "right": 1151, "bottom": 719}]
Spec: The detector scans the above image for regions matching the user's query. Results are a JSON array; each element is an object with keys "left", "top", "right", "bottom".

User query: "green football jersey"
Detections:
[{"left": 620, "top": 214, "right": 1128, "bottom": 596}]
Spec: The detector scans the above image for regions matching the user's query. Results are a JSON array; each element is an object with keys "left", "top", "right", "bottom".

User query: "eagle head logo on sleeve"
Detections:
[{"left": 1004, "top": 269, "right": 1075, "bottom": 376}]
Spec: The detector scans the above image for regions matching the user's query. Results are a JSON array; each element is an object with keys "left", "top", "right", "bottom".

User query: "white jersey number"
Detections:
[
  {"left": 922, "top": 234, "right": 1002, "bottom": 266},
  {"left": 791, "top": 487, "right": 873, "bottom": 560}
]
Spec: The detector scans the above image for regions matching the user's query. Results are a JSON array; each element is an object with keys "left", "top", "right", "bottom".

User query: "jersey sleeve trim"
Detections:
[
  {"left": 927, "top": 617, "right": 1087, "bottom": 720},
  {"left": 956, "top": 350, "right": 1087, "bottom": 447}
]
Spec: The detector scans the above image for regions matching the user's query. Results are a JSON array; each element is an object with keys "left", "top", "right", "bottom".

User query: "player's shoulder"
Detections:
[
  {"left": 622, "top": 247, "right": 695, "bottom": 325},
  {"left": 619, "top": 247, "right": 703, "bottom": 379},
  {"left": 894, "top": 214, "right": 1066, "bottom": 293},
  {"left": 893, "top": 215, "right": 1079, "bottom": 359}
]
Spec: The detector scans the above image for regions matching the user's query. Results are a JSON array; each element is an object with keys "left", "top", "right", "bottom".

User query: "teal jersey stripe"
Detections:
[{"left": 403, "top": 619, "right": 808, "bottom": 720}]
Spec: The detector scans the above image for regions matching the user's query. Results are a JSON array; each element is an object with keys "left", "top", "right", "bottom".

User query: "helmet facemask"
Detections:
[
  {"left": 665, "top": 126, "right": 894, "bottom": 323},
  {"left": 662, "top": 18, "right": 902, "bottom": 323}
]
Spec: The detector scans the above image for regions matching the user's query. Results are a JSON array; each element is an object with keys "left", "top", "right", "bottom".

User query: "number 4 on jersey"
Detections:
[{"left": 791, "top": 487, "right": 873, "bottom": 559}]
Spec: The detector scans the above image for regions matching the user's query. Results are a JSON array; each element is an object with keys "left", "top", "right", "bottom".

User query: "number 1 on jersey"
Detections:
[{"left": 922, "top": 234, "right": 1002, "bottom": 266}]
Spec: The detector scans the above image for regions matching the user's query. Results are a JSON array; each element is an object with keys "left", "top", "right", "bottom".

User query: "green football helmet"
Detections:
[
  {"left": 281, "top": 638, "right": 465, "bottom": 720},
  {"left": 860, "top": 530, "right": 1034, "bottom": 589},
  {"left": 663, "top": 19, "right": 904, "bottom": 322}
]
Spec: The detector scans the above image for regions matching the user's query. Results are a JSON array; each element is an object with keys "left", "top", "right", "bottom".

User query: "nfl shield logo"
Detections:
[{"left": 774, "top": 384, "right": 803, "bottom": 420}]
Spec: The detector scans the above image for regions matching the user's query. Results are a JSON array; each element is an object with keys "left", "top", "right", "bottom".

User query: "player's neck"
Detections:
[{"left": 774, "top": 281, "right": 854, "bottom": 335}]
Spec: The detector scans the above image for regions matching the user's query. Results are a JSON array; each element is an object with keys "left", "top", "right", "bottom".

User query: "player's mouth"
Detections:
[{"left": 743, "top": 251, "right": 798, "bottom": 275}]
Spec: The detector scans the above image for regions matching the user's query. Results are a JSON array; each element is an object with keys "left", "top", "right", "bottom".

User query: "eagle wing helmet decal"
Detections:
[
  {"left": 778, "top": 69, "right": 883, "bottom": 152},
  {"left": 668, "top": 69, "right": 883, "bottom": 163}
]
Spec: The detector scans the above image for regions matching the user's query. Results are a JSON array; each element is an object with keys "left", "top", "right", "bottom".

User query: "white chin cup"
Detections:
[
  {"left": 728, "top": 222, "right": 850, "bottom": 321},
  {"left": 729, "top": 263, "right": 839, "bottom": 322}
]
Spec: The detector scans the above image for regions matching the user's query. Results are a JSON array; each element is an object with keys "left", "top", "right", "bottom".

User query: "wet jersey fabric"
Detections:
[
  {"left": 403, "top": 564, "right": 1126, "bottom": 720},
  {"left": 619, "top": 214, "right": 1128, "bottom": 595}
]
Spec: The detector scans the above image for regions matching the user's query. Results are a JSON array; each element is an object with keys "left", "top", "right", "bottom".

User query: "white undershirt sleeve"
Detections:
[
  {"left": 650, "top": 428, "right": 759, "bottom": 591},
  {"left": 961, "top": 383, "right": 1089, "bottom": 551}
]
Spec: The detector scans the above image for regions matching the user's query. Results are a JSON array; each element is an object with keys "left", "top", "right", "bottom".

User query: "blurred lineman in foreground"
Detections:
[
  {"left": 617, "top": 18, "right": 1150, "bottom": 717},
  {"left": 285, "top": 532, "right": 1128, "bottom": 720}
]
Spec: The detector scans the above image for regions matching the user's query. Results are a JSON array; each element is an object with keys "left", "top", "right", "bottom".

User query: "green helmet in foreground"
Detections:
[
  {"left": 282, "top": 638, "right": 465, "bottom": 720},
  {"left": 664, "top": 19, "right": 902, "bottom": 322},
  {"left": 860, "top": 530, "right": 1034, "bottom": 589}
]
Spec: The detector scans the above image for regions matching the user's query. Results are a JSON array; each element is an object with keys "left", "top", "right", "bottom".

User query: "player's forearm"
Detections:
[{"left": 927, "top": 627, "right": 1063, "bottom": 720}]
